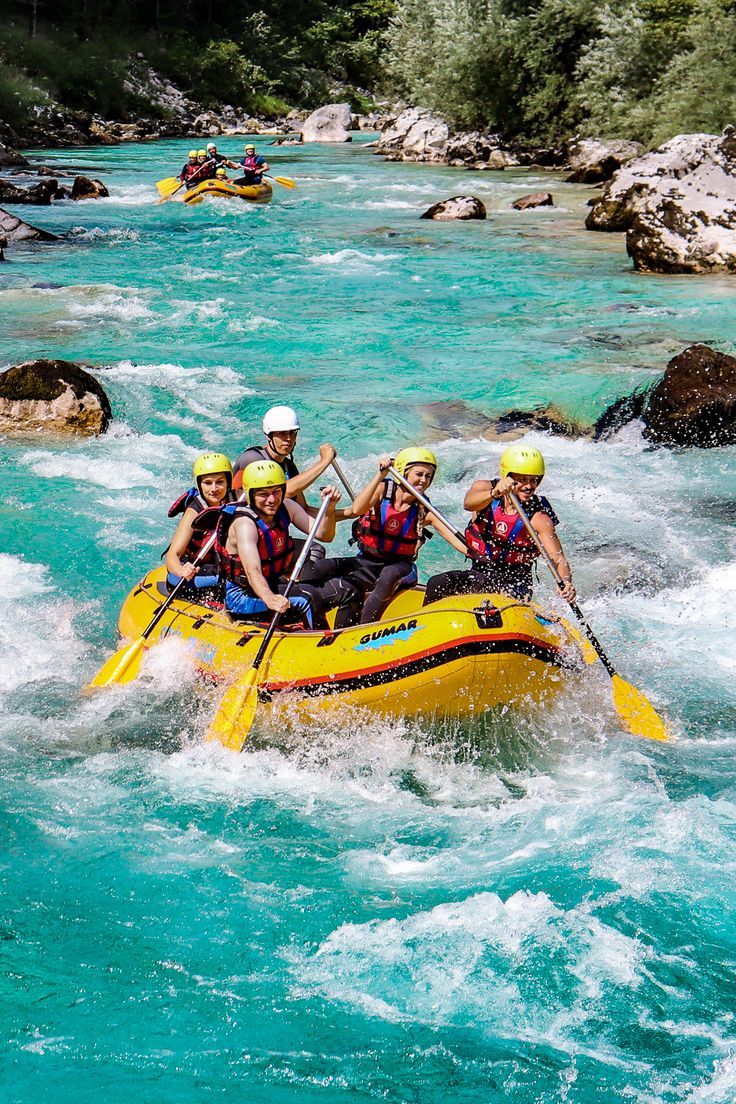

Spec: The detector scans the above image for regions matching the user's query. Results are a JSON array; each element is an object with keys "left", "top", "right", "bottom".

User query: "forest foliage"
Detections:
[{"left": 1, "top": 0, "right": 735, "bottom": 145}]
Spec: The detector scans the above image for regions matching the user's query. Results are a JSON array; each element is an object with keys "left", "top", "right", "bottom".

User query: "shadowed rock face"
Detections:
[
  {"left": 643, "top": 344, "right": 736, "bottom": 447},
  {"left": 70, "top": 175, "right": 110, "bottom": 200},
  {"left": 0, "top": 359, "right": 112, "bottom": 437},
  {"left": 420, "top": 195, "right": 487, "bottom": 221},
  {"left": 595, "top": 344, "right": 736, "bottom": 447},
  {"left": 511, "top": 192, "right": 554, "bottom": 211},
  {"left": 564, "top": 137, "right": 644, "bottom": 184},
  {"left": 586, "top": 127, "right": 736, "bottom": 273}
]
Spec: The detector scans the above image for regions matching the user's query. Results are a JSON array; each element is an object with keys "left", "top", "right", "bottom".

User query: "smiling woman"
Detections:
[{"left": 1, "top": 137, "right": 736, "bottom": 1104}]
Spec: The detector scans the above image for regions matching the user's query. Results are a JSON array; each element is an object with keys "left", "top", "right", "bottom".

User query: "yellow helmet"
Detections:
[
  {"left": 499, "top": 444, "right": 545, "bottom": 480},
  {"left": 393, "top": 447, "right": 438, "bottom": 479},
  {"left": 193, "top": 452, "right": 233, "bottom": 487},
  {"left": 241, "top": 460, "right": 286, "bottom": 504},
  {"left": 216, "top": 167, "right": 227, "bottom": 178},
  {"left": 244, "top": 143, "right": 256, "bottom": 152},
  {"left": 197, "top": 149, "right": 207, "bottom": 157},
  {"left": 188, "top": 149, "right": 198, "bottom": 159}
]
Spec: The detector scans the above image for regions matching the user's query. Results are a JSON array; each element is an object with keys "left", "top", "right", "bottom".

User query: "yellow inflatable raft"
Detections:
[
  {"left": 118, "top": 567, "right": 588, "bottom": 722},
  {"left": 182, "top": 179, "right": 272, "bottom": 205}
]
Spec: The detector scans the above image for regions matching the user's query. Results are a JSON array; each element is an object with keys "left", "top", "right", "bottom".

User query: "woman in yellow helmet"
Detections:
[
  {"left": 164, "top": 453, "right": 236, "bottom": 595},
  {"left": 303, "top": 448, "right": 466, "bottom": 627},
  {"left": 424, "top": 444, "right": 575, "bottom": 605}
]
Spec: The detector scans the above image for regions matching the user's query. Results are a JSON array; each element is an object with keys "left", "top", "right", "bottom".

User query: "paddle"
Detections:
[
  {"left": 331, "top": 457, "right": 356, "bottom": 501},
  {"left": 264, "top": 175, "right": 295, "bottom": 189},
  {"left": 507, "top": 491, "right": 669, "bottom": 742},
  {"left": 87, "top": 489, "right": 249, "bottom": 690},
  {"left": 155, "top": 161, "right": 212, "bottom": 205},
  {"left": 387, "top": 465, "right": 472, "bottom": 554},
  {"left": 205, "top": 493, "right": 332, "bottom": 752}
]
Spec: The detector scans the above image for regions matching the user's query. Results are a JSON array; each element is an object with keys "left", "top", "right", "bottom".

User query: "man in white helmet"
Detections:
[{"left": 232, "top": 406, "right": 337, "bottom": 578}]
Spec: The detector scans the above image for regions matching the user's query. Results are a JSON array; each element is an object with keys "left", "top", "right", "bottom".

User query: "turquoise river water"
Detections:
[{"left": 1, "top": 137, "right": 735, "bottom": 1103}]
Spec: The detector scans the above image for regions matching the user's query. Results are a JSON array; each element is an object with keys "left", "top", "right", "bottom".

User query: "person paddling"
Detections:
[
  {"left": 303, "top": 449, "right": 466, "bottom": 628},
  {"left": 423, "top": 444, "right": 575, "bottom": 605},
  {"left": 165, "top": 453, "right": 237, "bottom": 596},
  {"left": 206, "top": 142, "right": 240, "bottom": 172},
  {"left": 179, "top": 150, "right": 202, "bottom": 189},
  {"left": 216, "top": 460, "right": 339, "bottom": 627},
  {"left": 234, "top": 143, "right": 270, "bottom": 186}
]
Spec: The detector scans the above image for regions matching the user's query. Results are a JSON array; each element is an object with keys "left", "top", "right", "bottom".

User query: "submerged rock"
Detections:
[
  {"left": 512, "top": 192, "right": 554, "bottom": 210},
  {"left": 586, "top": 127, "right": 736, "bottom": 273},
  {"left": 0, "top": 359, "right": 112, "bottom": 437},
  {"left": 300, "top": 103, "right": 354, "bottom": 143},
  {"left": 0, "top": 206, "right": 58, "bottom": 243},
  {"left": 595, "top": 344, "right": 736, "bottom": 447},
  {"left": 70, "top": 175, "right": 110, "bottom": 200},
  {"left": 420, "top": 195, "right": 486, "bottom": 221},
  {"left": 420, "top": 399, "right": 591, "bottom": 441},
  {"left": 565, "top": 137, "right": 644, "bottom": 184}
]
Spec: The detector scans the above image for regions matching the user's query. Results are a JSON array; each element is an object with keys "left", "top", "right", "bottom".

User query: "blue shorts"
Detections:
[
  {"left": 167, "top": 571, "right": 221, "bottom": 593},
  {"left": 225, "top": 582, "right": 313, "bottom": 628}
]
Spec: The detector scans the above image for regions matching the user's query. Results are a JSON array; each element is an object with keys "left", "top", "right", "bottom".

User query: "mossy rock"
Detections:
[{"left": 0, "top": 359, "right": 112, "bottom": 435}]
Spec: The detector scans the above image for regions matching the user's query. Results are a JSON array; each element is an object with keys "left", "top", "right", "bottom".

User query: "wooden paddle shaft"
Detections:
[
  {"left": 508, "top": 490, "right": 615, "bottom": 677},
  {"left": 250, "top": 493, "right": 332, "bottom": 674},
  {"left": 331, "top": 458, "right": 356, "bottom": 501}
]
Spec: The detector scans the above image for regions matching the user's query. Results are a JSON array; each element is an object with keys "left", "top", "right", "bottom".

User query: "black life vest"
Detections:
[
  {"left": 167, "top": 487, "right": 236, "bottom": 567},
  {"left": 215, "top": 502, "right": 295, "bottom": 593},
  {"left": 465, "top": 487, "right": 558, "bottom": 566}
]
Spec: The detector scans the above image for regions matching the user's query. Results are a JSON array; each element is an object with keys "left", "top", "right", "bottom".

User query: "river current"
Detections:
[{"left": 1, "top": 137, "right": 735, "bottom": 1103}]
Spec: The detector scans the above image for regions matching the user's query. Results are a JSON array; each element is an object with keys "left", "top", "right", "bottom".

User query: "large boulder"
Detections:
[
  {"left": 420, "top": 195, "right": 486, "bottom": 221},
  {"left": 595, "top": 344, "right": 736, "bottom": 447},
  {"left": 70, "top": 175, "right": 110, "bottom": 200},
  {"left": 512, "top": 192, "right": 554, "bottom": 210},
  {"left": 0, "top": 206, "right": 58, "bottom": 243},
  {"left": 0, "top": 359, "right": 112, "bottom": 437},
  {"left": 586, "top": 127, "right": 736, "bottom": 273},
  {"left": 191, "top": 110, "right": 223, "bottom": 136},
  {"left": 445, "top": 131, "right": 517, "bottom": 168},
  {"left": 565, "top": 137, "right": 644, "bottom": 184},
  {"left": 300, "top": 103, "right": 353, "bottom": 143},
  {"left": 376, "top": 107, "right": 449, "bottom": 162},
  {"left": 0, "top": 178, "right": 57, "bottom": 205},
  {"left": 0, "top": 142, "right": 29, "bottom": 168}
]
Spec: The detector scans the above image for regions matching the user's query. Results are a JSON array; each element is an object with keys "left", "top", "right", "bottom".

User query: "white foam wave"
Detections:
[
  {"left": 307, "top": 248, "right": 398, "bottom": 267},
  {"left": 104, "top": 359, "right": 254, "bottom": 416},
  {"left": 68, "top": 225, "right": 141, "bottom": 243},
  {"left": 22, "top": 448, "right": 154, "bottom": 489}
]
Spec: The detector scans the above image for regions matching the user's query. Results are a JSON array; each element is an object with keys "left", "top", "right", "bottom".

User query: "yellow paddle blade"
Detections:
[
  {"left": 271, "top": 175, "right": 295, "bottom": 189},
  {"left": 612, "top": 674, "right": 670, "bottom": 742},
  {"left": 156, "top": 176, "right": 180, "bottom": 196},
  {"left": 86, "top": 638, "right": 144, "bottom": 691},
  {"left": 205, "top": 668, "right": 259, "bottom": 751}
]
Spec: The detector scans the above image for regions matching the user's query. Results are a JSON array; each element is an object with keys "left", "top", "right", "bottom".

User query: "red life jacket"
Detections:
[
  {"left": 241, "top": 155, "right": 260, "bottom": 174},
  {"left": 465, "top": 491, "right": 557, "bottom": 566},
  {"left": 356, "top": 491, "right": 425, "bottom": 562},
  {"left": 167, "top": 487, "right": 236, "bottom": 567},
  {"left": 215, "top": 503, "right": 295, "bottom": 593},
  {"left": 181, "top": 162, "right": 200, "bottom": 183}
]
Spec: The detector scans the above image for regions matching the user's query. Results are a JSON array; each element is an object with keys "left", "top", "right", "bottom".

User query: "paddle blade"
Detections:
[
  {"left": 86, "top": 638, "right": 144, "bottom": 690},
  {"left": 271, "top": 175, "right": 295, "bottom": 188},
  {"left": 612, "top": 674, "right": 670, "bottom": 742},
  {"left": 156, "top": 176, "right": 180, "bottom": 196},
  {"left": 205, "top": 668, "right": 259, "bottom": 751}
]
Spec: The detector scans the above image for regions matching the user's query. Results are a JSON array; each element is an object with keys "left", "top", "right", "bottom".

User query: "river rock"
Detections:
[
  {"left": 0, "top": 142, "right": 29, "bottom": 168},
  {"left": 0, "top": 178, "right": 58, "bottom": 205},
  {"left": 565, "top": 137, "right": 644, "bottom": 184},
  {"left": 0, "top": 235, "right": 7, "bottom": 261},
  {"left": 512, "top": 192, "right": 554, "bottom": 210},
  {"left": 0, "top": 206, "right": 58, "bottom": 243},
  {"left": 586, "top": 127, "right": 736, "bottom": 273},
  {"left": 70, "top": 175, "right": 110, "bottom": 200},
  {"left": 0, "top": 359, "right": 112, "bottom": 437},
  {"left": 192, "top": 111, "right": 223, "bottom": 136},
  {"left": 300, "top": 103, "right": 354, "bottom": 143},
  {"left": 595, "top": 344, "right": 736, "bottom": 447},
  {"left": 377, "top": 107, "right": 449, "bottom": 162},
  {"left": 420, "top": 195, "right": 486, "bottom": 221},
  {"left": 643, "top": 344, "right": 736, "bottom": 447}
]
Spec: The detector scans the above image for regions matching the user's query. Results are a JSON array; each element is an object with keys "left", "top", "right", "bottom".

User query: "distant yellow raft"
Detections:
[
  {"left": 118, "top": 567, "right": 588, "bottom": 722},
  {"left": 182, "top": 179, "right": 273, "bottom": 205}
]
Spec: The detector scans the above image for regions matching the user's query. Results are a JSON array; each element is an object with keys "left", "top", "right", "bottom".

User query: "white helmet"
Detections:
[
  {"left": 262, "top": 405, "right": 300, "bottom": 434},
  {"left": 206, "top": 142, "right": 217, "bottom": 151}
]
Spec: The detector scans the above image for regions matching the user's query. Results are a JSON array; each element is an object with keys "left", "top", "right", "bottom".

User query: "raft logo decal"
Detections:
[{"left": 354, "top": 619, "right": 422, "bottom": 652}]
